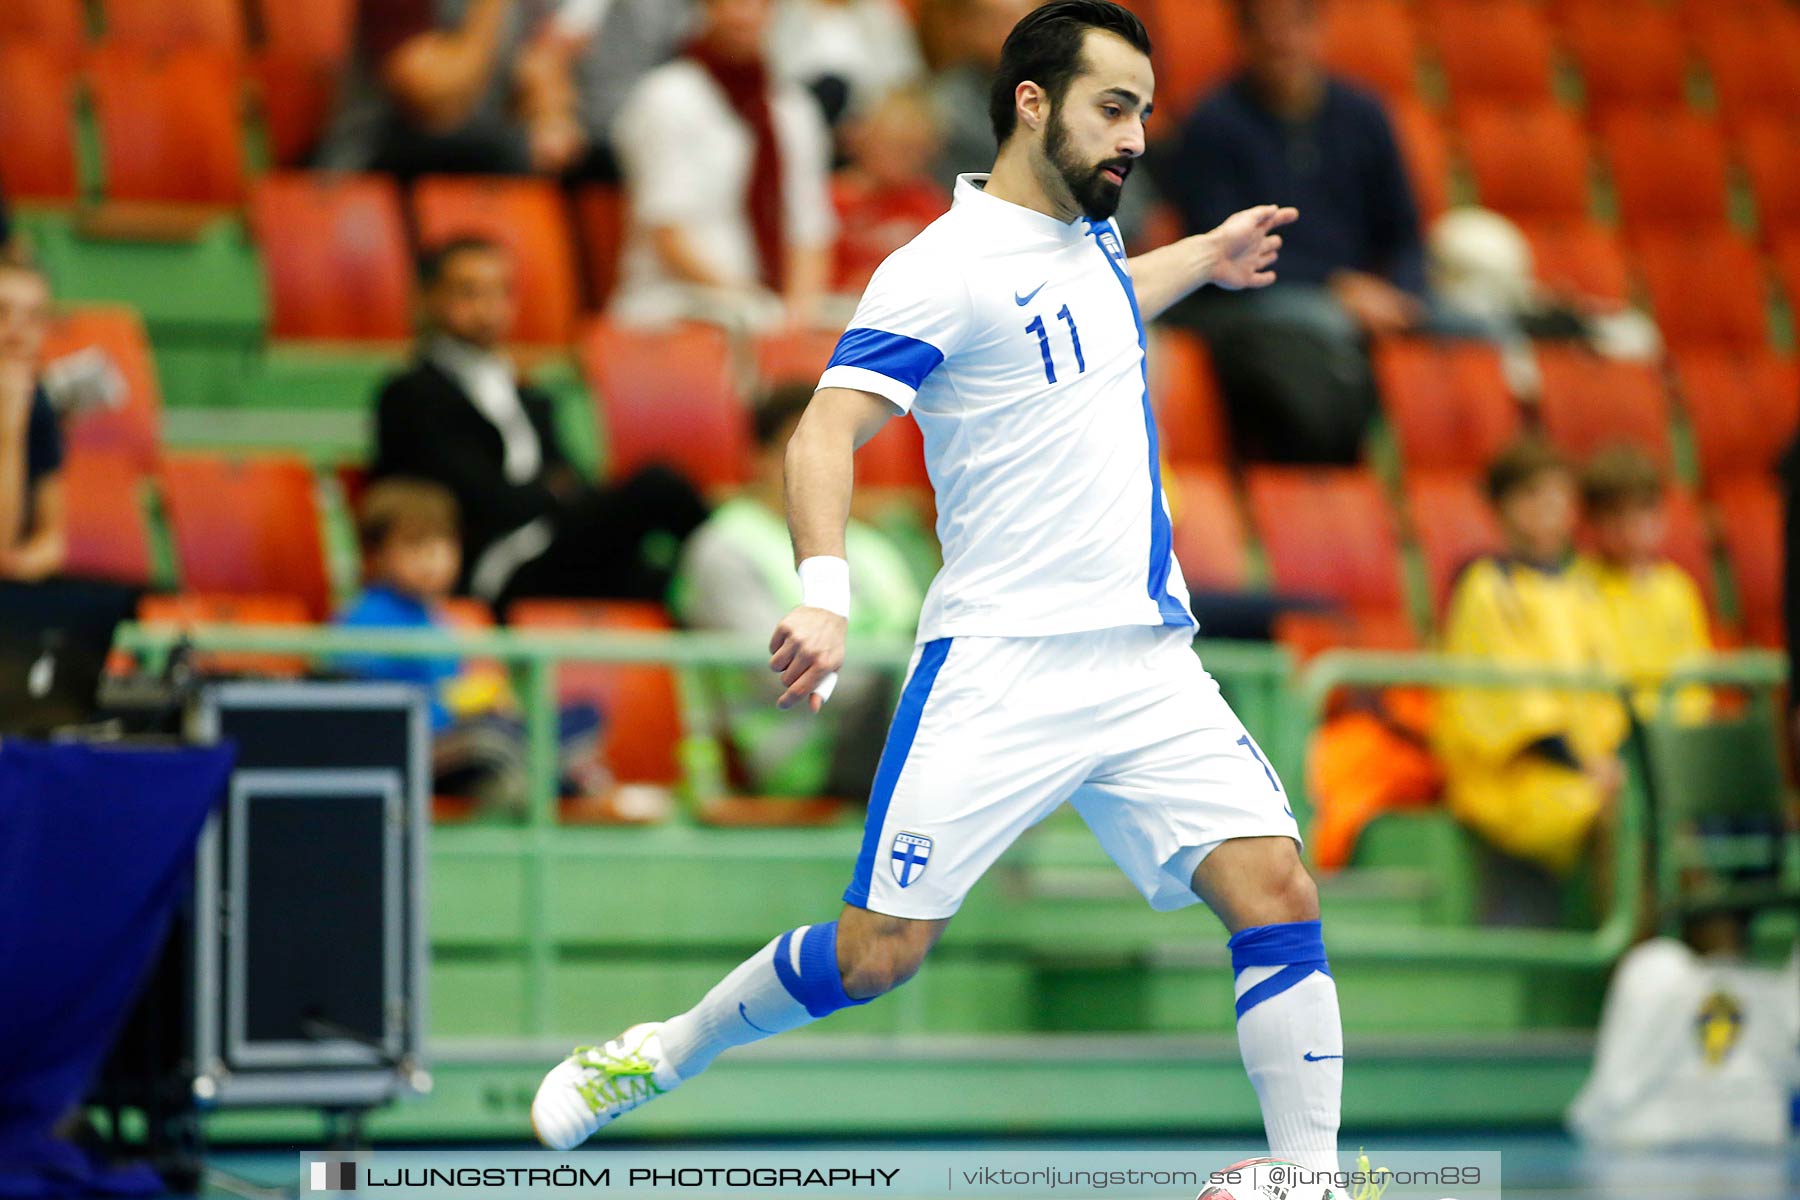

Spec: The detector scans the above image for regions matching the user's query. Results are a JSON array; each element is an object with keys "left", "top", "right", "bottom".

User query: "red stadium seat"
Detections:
[
  {"left": 100, "top": 0, "right": 245, "bottom": 57},
  {"left": 1322, "top": 0, "right": 1418, "bottom": 99},
  {"left": 1167, "top": 465, "right": 1250, "bottom": 592},
  {"left": 1561, "top": 2, "right": 1688, "bottom": 116},
  {"left": 1387, "top": 97, "right": 1452, "bottom": 220},
  {"left": 412, "top": 177, "right": 579, "bottom": 345},
  {"left": 88, "top": 45, "right": 244, "bottom": 204},
  {"left": 135, "top": 592, "right": 311, "bottom": 678},
  {"left": 1458, "top": 102, "right": 1592, "bottom": 220},
  {"left": 1674, "top": 349, "right": 1800, "bottom": 482},
  {"left": 256, "top": 0, "right": 354, "bottom": 62},
  {"left": 1739, "top": 117, "right": 1800, "bottom": 238},
  {"left": 1535, "top": 347, "right": 1673, "bottom": 467},
  {"left": 0, "top": 1, "right": 86, "bottom": 63},
  {"left": 1246, "top": 467, "right": 1406, "bottom": 616},
  {"left": 158, "top": 454, "right": 332, "bottom": 619},
  {"left": 61, "top": 451, "right": 151, "bottom": 586},
  {"left": 752, "top": 328, "right": 841, "bottom": 389},
  {"left": 1675, "top": 0, "right": 1791, "bottom": 40},
  {"left": 438, "top": 597, "right": 494, "bottom": 629},
  {"left": 1635, "top": 230, "right": 1771, "bottom": 351},
  {"left": 1373, "top": 338, "right": 1520, "bottom": 473},
  {"left": 1426, "top": 0, "right": 1557, "bottom": 107},
  {"left": 1151, "top": 329, "right": 1228, "bottom": 467},
  {"left": 573, "top": 184, "right": 626, "bottom": 311},
  {"left": 1776, "top": 234, "right": 1800, "bottom": 313},
  {"left": 1599, "top": 109, "right": 1730, "bottom": 235},
  {"left": 251, "top": 52, "right": 339, "bottom": 167},
  {"left": 509, "top": 599, "right": 684, "bottom": 785},
  {"left": 0, "top": 44, "right": 78, "bottom": 202},
  {"left": 42, "top": 305, "right": 162, "bottom": 474},
  {"left": 1711, "top": 474, "right": 1783, "bottom": 646},
  {"left": 1694, "top": 12, "right": 1800, "bottom": 130},
  {"left": 856, "top": 417, "right": 932, "bottom": 492},
  {"left": 1655, "top": 486, "right": 1720, "bottom": 615},
  {"left": 1147, "top": 0, "right": 1234, "bottom": 119},
  {"left": 751, "top": 329, "right": 932, "bottom": 491},
  {"left": 1518, "top": 218, "right": 1632, "bottom": 306},
  {"left": 1406, "top": 470, "right": 1506, "bottom": 618},
  {"left": 250, "top": 173, "right": 414, "bottom": 341},
  {"left": 579, "top": 320, "right": 746, "bottom": 488}
]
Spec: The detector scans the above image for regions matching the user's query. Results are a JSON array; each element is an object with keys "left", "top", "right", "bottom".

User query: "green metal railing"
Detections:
[
  {"left": 1291, "top": 649, "right": 1789, "bottom": 966},
  {"left": 114, "top": 623, "right": 1294, "bottom": 821},
  {"left": 112, "top": 623, "right": 1789, "bottom": 972}
]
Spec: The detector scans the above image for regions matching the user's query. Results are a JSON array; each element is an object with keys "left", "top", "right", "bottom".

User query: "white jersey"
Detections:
[{"left": 818, "top": 174, "right": 1195, "bottom": 644}]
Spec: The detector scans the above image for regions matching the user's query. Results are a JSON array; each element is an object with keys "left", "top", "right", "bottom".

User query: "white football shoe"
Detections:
[{"left": 530, "top": 1022, "right": 682, "bottom": 1150}]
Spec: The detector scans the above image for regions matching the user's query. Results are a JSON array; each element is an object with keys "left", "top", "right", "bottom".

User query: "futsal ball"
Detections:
[{"left": 1197, "top": 1156, "right": 1310, "bottom": 1199}]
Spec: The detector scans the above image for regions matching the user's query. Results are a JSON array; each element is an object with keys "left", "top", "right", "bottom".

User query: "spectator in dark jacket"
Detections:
[
  {"left": 371, "top": 237, "right": 707, "bottom": 610},
  {"left": 1157, "top": 0, "right": 1427, "bottom": 464}
]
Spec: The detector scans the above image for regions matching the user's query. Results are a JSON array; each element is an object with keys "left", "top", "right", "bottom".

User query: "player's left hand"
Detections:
[{"left": 1205, "top": 204, "right": 1299, "bottom": 291}]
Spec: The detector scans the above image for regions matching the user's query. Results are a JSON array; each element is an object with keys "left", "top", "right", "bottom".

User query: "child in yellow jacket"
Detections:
[
  {"left": 1435, "top": 439, "right": 1629, "bottom": 875},
  {"left": 1571, "top": 445, "right": 1714, "bottom": 724}
]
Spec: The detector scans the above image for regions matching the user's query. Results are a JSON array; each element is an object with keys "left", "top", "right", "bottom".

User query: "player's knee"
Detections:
[
  {"left": 1258, "top": 857, "right": 1320, "bottom": 925},
  {"left": 839, "top": 933, "right": 932, "bottom": 999},
  {"left": 835, "top": 912, "right": 939, "bottom": 999}
]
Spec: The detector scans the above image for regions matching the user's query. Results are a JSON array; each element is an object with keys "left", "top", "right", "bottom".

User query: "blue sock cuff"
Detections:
[
  {"left": 1227, "top": 919, "right": 1330, "bottom": 975},
  {"left": 1228, "top": 920, "right": 1332, "bottom": 1020},
  {"left": 772, "top": 921, "right": 870, "bottom": 1019}
]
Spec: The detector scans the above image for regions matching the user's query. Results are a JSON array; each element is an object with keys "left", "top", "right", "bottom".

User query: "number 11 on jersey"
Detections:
[{"left": 1024, "top": 306, "right": 1086, "bottom": 385}]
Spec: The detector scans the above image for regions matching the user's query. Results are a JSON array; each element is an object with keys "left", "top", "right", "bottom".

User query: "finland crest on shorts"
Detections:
[{"left": 891, "top": 832, "right": 932, "bottom": 887}]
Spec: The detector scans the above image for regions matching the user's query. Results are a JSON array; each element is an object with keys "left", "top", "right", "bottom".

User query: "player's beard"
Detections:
[{"left": 1044, "top": 109, "right": 1129, "bottom": 221}]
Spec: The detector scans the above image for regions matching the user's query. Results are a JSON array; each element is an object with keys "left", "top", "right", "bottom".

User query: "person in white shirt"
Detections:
[
  {"left": 1569, "top": 921, "right": 1800, "bottom": 1148},
  {"left": 768, "top": 0, "right": 925, "bottom": 129},
  {"left": 533, "top": 6, "right": 1339, "bottom": 1192},
  {"left": 610, "top": 0, "right": 837, "bottom": 330}
]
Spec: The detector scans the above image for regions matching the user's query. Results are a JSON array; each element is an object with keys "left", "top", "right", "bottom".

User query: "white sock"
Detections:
[
  {"left": 657, "top": 921, "right": 868, "bottom": 1081},
  {"left": 1228, "top": 920, "right": 1343, "bottom": 1177}
]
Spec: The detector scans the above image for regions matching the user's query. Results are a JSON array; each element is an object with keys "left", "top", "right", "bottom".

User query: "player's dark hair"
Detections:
[
  {"left": 418, "top": 235, "right": 505, "bottom": 288},
  {"left": 988, "top": 0, "right": 1153, "bottom": 145},
  {"left": 753, "top": 383, "right": 817, "bottom": 449}
]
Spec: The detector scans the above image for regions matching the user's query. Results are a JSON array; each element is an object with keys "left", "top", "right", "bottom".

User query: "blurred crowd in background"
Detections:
[{"left": 0, "top": 0, "right": 1796, "bottom": 940}]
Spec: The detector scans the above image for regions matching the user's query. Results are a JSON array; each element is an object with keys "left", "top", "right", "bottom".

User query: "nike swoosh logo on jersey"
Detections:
[
  {"left": 1302, "top": 1051, "right": 1343, "bottom": 1062},
  {"left": 1014, "top": 282, "right": 1047, "bottom": 305}
]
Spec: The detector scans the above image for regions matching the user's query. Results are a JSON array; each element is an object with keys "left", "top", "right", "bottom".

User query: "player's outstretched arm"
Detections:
[
  {"left": 1127, "top": 204, "right": 1299, "bottom": 322},
  {"left": 769, "top": 386, "right": 897, "bottom": 712}
]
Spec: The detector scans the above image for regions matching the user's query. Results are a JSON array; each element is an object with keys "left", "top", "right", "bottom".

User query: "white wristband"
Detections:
[{"left": 797, "top": 555, "right": 851, "bottom": 619}]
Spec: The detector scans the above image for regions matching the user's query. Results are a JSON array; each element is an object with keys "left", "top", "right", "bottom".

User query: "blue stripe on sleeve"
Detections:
[{"left": 826, "top": 328, "right": 946, "bottom": 391}]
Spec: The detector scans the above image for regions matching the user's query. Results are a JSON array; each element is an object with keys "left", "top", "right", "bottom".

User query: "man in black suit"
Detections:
[{"left": 371, "top": 237, "right": 707, "bottom": 610}]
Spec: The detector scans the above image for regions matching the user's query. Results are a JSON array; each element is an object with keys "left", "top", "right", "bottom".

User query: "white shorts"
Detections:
[{"left": 843, "top": 624, "right": 1302, "bottom": 920}]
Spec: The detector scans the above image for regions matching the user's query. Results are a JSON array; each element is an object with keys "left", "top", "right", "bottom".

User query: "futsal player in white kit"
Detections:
[{"left": 535, "top": 4, "right": 1344, "bottom": 1190}]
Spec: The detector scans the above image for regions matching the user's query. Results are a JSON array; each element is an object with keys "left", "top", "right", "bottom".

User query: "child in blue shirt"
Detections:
[{"left": 338, "top": 478, "right": 603, "bottom": 812}]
